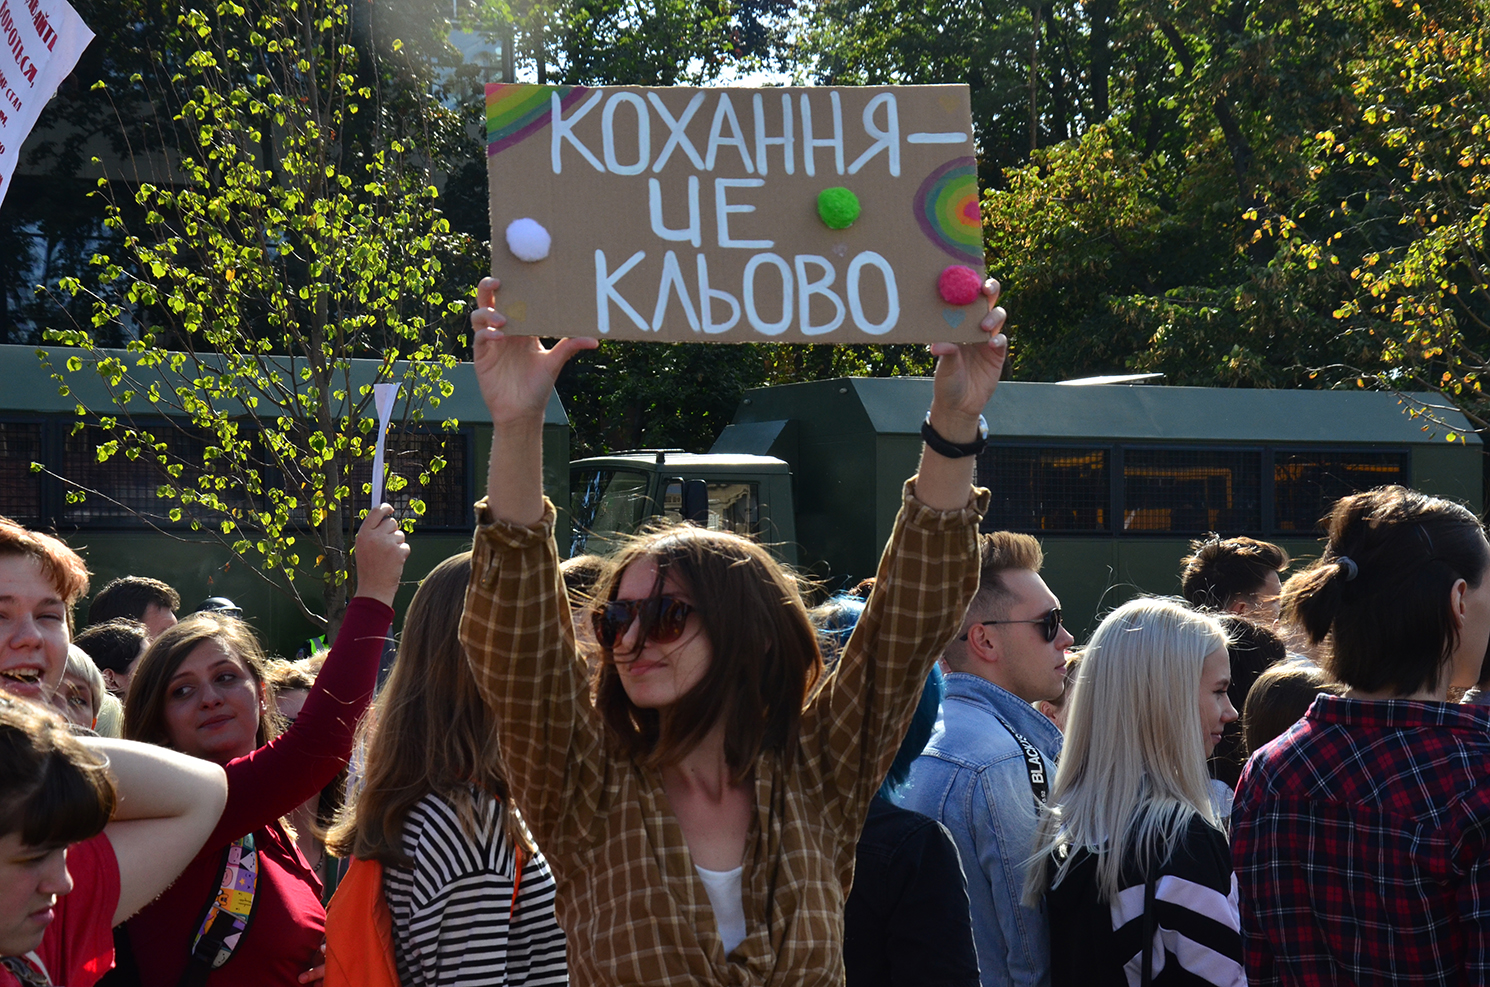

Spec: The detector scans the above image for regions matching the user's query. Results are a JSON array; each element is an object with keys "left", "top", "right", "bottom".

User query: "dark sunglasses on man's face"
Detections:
[
  {"left": 593, "top": 597, "right": 696, "bottom": 650},
  {"left": 960, "top": 606, "right": 1063, "bottom": 643}
]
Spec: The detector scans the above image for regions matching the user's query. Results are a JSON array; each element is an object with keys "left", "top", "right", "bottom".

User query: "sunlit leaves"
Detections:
[{"left": 39, "top": 0, "right": 471, "bottom": 631}]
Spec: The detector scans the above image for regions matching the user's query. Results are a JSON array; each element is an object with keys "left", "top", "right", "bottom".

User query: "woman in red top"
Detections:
[{"left": 119, "top": 506, "right": 409, "bottom": 986}]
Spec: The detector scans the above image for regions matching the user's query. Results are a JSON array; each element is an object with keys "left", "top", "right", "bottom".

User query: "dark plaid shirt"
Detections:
[{"left": 1232, "top": 694, "right": 1490, "bottom": 986}]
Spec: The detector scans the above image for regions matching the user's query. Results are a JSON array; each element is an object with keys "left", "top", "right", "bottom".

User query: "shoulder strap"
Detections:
[
  {"left": 1140, "top": 872, "right": 1157, "bottom": 987},
  {"left": 989, "top": 712, "right": 1050, "bottom": 807},
  {"left": 177, "top": 833, "right": 259, "bottom": 987},
  {"left": 510, "top": 843, "right": 525, "bottom": 918},
  {"left": 1, "top": 955, "right": 51, "bottom": 987}
]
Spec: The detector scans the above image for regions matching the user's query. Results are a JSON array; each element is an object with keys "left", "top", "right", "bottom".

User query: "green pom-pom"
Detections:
[{"left": 817, "top": 187, "right": 861, "bottom": 230}]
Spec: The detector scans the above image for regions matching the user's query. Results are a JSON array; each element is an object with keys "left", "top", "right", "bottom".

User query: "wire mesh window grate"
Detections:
[
  {"left": 351, "top": 428, "right": 471, "bottom": 528},
  {"left": 60, "top": 424, "right": 243, "bottom": 525},
  {"left": 1122, "top": 448, "right": 1263, "bottom": 533},
  {"left": 1273, "top": 450, "right": 1408, "bottom": 532},
  {"left": 0, "top": 422, "right": 44, "bottom": 524},
  {"left": 977, "top": 446, "right": 1109, "bottom": 532}
]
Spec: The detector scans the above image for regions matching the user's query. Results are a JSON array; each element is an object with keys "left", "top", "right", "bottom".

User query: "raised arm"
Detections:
[
  {"left": 86, "top": 737, "right": 229, "bottom": 924},
  {"left": 461, "top": 277, "right": 607, "bottom": 849},
  {"left": 917, "top": 278, "right": 1008, "bottom": 509},
  {"left": 472, "top": 276, "right": 598, "bottom": 527},
  {"left": 210, "top": 507, "right": 408, "bottom": 845},
  {"left": 808, "top": 278, "right": 1006, "bottom": 824}
]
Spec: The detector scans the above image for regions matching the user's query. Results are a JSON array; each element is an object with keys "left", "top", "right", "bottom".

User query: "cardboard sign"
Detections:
[
  {"left": 0, "top": 0, "right": 92, "bottom": 205},
  {"left": 486, "top": 84, "right": 986, "bottom": 344}
]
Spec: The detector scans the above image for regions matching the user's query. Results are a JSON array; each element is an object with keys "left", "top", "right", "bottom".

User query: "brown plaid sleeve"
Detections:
[
  {"left": 806, "top": 478, "right": 988, "bottom": 832},
  {"left": 459, "top": 496, "right": 606, "bottom": 856}
]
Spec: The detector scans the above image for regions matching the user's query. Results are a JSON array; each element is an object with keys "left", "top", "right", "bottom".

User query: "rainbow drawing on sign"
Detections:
[
  {"left": 487, "top": 83, "right": 591, "bottom": 157},
  {"left": 912, "top": 158, "right": 982, "bottom": 262}
]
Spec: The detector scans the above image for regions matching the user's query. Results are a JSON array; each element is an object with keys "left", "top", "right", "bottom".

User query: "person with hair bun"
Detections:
[
  {"left": 1179, "top": 534, "right": 1290, "bottom": 624},
  {"left": 1232, "top": 485, "right": 1490, "bottom": 985}
]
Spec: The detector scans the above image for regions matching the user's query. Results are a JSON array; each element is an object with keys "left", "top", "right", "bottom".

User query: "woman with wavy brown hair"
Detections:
[
  {"left": 458, "top": 273, "right": 1008, "bottom": 987},
  {"left": 328, "top": 551, "right": 567, "bottom": 986}
]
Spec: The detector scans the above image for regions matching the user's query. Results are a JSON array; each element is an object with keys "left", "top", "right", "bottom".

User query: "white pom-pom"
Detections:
[{"left": 505, "top": 218, "right": 551, "bottom": 262}]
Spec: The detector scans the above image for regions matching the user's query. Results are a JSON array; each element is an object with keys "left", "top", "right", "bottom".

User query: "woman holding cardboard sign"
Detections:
[{"left": 461, "top": 273, "right": 1006, "bottom": 986}]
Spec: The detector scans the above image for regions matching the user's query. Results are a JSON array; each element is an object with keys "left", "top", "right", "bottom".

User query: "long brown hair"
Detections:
[
  {"left": 123, "top": 612, "right": 283, "bottom": 753},
  {"left": 328, "top": 552, "right": 527, "bottom": 865},
  {"left": 591, "top": 524, "right": 824, "bottom": 781}
]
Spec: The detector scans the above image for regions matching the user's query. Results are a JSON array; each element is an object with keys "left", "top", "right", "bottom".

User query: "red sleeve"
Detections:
[
  {"left": 207, "top": 597, "right": 393, "bottom": 848},
  {"left": 35, "top": 833, "right": 120, "bottom": 987}
]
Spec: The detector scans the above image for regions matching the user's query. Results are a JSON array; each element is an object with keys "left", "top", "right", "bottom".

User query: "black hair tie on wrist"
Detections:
[{"left": 1336, "top": 556, "right": 1359, "bottom": 582}]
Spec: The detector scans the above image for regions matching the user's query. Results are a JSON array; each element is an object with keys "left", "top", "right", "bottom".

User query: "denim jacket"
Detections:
[{"left": 894, "top": 673, "right": 1063, "bottom": 987}]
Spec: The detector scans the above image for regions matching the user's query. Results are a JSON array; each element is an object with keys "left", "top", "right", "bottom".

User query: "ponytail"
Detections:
[
  {"left": 1281, "top": 486, "right": 1488, "bottom": 696},
  {"left": 1281, "top": 557, "right": 1355, "bottom": 647}
]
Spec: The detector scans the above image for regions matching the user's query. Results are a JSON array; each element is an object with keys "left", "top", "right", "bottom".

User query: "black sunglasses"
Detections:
[
  {"left": 960, "top": 606, "right": 1063, "bottom": 643},
  {"left": 593, "top": 597, "right": 696, "bottom": 650}
]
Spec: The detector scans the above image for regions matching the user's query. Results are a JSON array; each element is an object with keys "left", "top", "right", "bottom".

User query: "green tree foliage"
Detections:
[
  {"left": 40, "top": 0, "right": 478, "bottom": 631},
  {"left": 558, "top": 341, "right": 934, "bottom": 457},
  {"left": 1329, "top": 3, "right": 1490, "bottom": 435},
  {"left": 863, "top": 0, "right": 1398, "bottom": 389}
]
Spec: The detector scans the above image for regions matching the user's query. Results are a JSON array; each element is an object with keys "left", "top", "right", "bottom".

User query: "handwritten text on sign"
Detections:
[{"left": 485, "top": 85, "right": 985, "bottom": 344}]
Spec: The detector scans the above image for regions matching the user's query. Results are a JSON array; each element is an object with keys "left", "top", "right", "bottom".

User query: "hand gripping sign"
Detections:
[{"left": 485, "top": 84, "right": 986, "bottom": 344}]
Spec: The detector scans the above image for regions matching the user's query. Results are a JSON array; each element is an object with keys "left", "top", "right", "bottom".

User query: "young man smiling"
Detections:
[
  {"left": 897, "top": 531, "right": 1073, "bottom": 987},
  {"left": 0, "top": 518, "right": 89, "bottom": 706}
]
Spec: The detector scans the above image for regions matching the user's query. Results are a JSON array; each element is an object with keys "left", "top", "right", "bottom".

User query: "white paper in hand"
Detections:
[{"left": 370, "top": 383, "right": 399, "bottom": 508}]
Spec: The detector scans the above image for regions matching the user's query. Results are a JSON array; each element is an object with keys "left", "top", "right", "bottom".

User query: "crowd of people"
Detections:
[{"left": 2, "top": 274, "right": 1489, "bottom": 986}]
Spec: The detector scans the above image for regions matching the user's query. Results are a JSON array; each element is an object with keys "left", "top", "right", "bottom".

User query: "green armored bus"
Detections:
[{"left": 571, "top": 377, "right": 1483, "bottom": 638}]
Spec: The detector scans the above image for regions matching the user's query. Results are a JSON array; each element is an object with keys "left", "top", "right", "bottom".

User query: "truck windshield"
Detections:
[{"left": 570, "top": 468, "right": 652, "bottom": 556}]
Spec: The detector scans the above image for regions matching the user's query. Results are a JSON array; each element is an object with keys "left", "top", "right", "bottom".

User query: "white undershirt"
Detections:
[{"left": 694, "top": 864, "right": 747, "bottom": 954}]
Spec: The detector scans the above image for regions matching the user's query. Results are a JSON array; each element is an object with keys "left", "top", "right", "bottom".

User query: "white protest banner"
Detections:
[
  {"left": 0, "top": 0, "right": 93, "bottom": 206},
  {"left": 369, "top": 383, "right": 399, "bottom": 508},
  {"left": 486, "top": 84, "right": 987, "bottom": 344}
]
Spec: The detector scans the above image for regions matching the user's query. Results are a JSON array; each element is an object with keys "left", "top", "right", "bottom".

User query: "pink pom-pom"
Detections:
[{"left": 938, "top": 265, "right": 982, "bottom": 306}]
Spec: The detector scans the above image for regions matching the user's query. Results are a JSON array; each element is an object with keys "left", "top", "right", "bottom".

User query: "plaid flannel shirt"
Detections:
[
  {"left": 1232, "top": 694, "right": 1490, "bottom": 986},
  {"left": 459, "top": 480, "right": 987, "bottom": 987}
]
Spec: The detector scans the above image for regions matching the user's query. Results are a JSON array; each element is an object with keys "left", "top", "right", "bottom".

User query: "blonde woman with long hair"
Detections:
[{"left": 1025, "top": 598, "right": 1244, "bottom": 987}]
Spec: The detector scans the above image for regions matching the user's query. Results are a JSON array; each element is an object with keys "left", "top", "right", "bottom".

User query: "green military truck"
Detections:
[{"left": 569, "top": 377, "right": 1484, "bottom": 638}]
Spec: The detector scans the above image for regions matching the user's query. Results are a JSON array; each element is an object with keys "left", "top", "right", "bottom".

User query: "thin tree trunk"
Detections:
[
  {"left": 1089, "top": 0, "right": 1115, "bottom": 121},
  {"left": 1029, "top": 2, "right": 1041, "bottom": 152},
  {"left": 1156, "top": 19, "right": 1255, "bottom": 204}
]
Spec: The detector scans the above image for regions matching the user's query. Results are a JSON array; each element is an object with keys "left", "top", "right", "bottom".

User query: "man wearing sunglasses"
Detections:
[{"left": 897, "top": 530, "right": 1074, "bottom": 987}]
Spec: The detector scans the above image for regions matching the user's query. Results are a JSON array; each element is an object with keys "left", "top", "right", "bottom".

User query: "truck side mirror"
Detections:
[{"left": 682, "top": 479, "right": 709, "bottom": 526}]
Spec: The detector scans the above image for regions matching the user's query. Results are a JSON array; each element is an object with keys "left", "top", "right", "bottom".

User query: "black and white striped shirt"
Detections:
[
  {"left": 1045, "top": 815, "right": 1245, "bottom": 987},
  {"left": 383, "top": 791, "right": 569, "bottom": 986}
]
